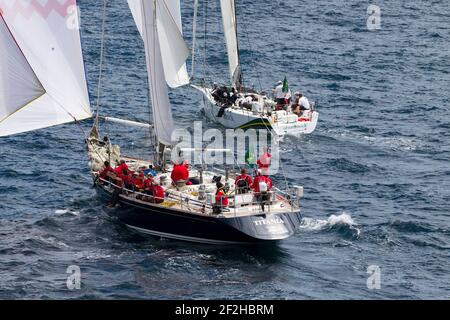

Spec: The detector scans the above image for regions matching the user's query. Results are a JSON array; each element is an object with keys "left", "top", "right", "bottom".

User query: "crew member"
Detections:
[
  {"left": 257, "top": 147, "right": 272, "bottom": 176},
  {"left": 99, "top": 161, "right": 115, "bottom": 183},
  {"left": 235, "top": 168, "right": 253, "bottom": 194},
  {"left": 298, "top": 92, "right": 311, "bottom": 111},
  {"left": 149, "top": 181, "right": 165, "bottom": 204},
  {"left": 119, "top": 169, "right": 134, "bottom": 191},
  {"left": 252, "top": 170, "right": 273, "bottom": 212},
  {"left": 273, "top": 80, "right": 285, "bottom": 106},
  {"left": 133, "top": 172, "right": 145, "bottom": 191},
  {"left": 115, "top": 159, "right": 129, "bottom": 175},
  {"left": 213, "top": 182, "right": 229, "bottom": 214},
  {"left": 171, "top": 161, "right": 189, "bottom": 185}
]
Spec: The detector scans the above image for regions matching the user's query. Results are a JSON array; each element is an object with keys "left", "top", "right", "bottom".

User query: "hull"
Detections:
[
  {"left": 97, "top": 186, "right": 302, "bottom": 245},
  {"left": 195, "top": 85, "right": 319, "bottom": 137}
]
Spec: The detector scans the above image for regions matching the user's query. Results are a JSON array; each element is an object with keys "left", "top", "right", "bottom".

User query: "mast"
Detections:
[
  {"left": 127, "top": 0, "right": 190, "bottom": 165},
  {"left": 191, "top": 0, "right": 199, "bottom": 79}
]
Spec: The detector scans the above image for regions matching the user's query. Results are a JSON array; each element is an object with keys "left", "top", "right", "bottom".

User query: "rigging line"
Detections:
[
  {"left": 94, "top": 0, "right": 108, "bottom": 128},
  {"left": 191, "top": 0, "right": 199, "bottom": 79},
  {"left": 237, "top": 0, "right": 263, "bottom": 93},
  {"left": 202, "top": 0, "right": 208, "bottom": 86}
]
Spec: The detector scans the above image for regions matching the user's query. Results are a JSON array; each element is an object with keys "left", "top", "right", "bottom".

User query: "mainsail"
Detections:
[
  {"left": 220, "top": 0, "right": 240, "bottom": 87},
  {"left": 0, "top": 0, "right": 91, "bottom": 137},
  {"left": 128, "top": 0, "right": 189, "bottom": 146}
]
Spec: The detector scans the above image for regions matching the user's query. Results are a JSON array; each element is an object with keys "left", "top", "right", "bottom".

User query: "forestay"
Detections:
[{"left": 0, "top": 0, "right": 91, "bottom": 137}]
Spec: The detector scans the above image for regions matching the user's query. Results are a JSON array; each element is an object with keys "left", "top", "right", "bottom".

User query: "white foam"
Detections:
[
  {"left": 300, "top": 212, "right": 359, "bottom": 234},
  {"left": 55, "top": 209, "right": 80, "bottom": 216},
  {"left": 327, "top": 212, "right": 356, "bottom": 226}
]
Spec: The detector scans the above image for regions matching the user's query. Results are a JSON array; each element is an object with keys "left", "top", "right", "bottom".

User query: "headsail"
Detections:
[
  {"left": 128, "top": 0, "right": 187, "bottom": 146},
  {"left": 0, "top": 0, "right": 91, "bottom": 137},
  {"left": 220, "top": 0, "right": 240, "bottom": 87},
  {"left": 129, "top": 0, "right": 189, "bottom": 89}
]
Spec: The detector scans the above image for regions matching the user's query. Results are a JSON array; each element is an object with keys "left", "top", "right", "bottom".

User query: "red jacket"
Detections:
[
  {"left": 252, "top": 175, "right": 273, "bottom": 193},
  {"left": 99, "top": 166, "right": 114, "bottom": 180},
  {"left": 115, "top": 163, "right": 129, "bottom": 175},
  {"left": 133, "top": 177, "right": 144, "bottom": 190},
  {"left": 143, "top": 177, "right": 153, "bottom": 190},
  {"left": 215, "top": 190, "right": 229, "bottom": 207},
  {"left": 257, "top": 152, "right": 271, "bottom": 169},
  {"left": 150, "top": 185, "right": 165, "bottom": 203},
  {"left": 171, "top": 164, "right": 189, "bottom": 182},
  {"left": 235, "top": 174, "right": 253, "bottom": 187},
  {"left": 119, "top": 173, "right": 133, "bottom": 187}
]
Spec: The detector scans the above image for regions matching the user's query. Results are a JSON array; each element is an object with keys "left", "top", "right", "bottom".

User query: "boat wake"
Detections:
[{"left": 299, "top": 212, "right": 361, "bottom": 238}]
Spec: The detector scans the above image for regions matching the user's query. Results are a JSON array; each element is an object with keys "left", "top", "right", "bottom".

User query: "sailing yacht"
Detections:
[
  {"left": 192, "top": 0, "right": 319, "bottom": 137},
  {"left": 0, "top": 0, "right": 304, "bottom": 244}
]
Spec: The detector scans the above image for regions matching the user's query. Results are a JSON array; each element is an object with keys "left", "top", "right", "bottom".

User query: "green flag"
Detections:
[
  {"left": 282, "top": 76, "right": 289, "bottom": 93},
  {"left": 245, "top": 145, "right": 256, "bottom": 167}
]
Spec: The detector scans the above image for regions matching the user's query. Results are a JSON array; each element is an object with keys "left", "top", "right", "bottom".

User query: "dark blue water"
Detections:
[{"left": 0, "top": 0, "right": 449, "bottom": 299}]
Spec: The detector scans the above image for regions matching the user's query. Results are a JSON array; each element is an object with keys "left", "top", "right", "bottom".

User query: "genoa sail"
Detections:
[
  {"left": 0, "top": 0, "right": 91, "bottom": 137},
  {"left": 155, "top": 0, "right": 190, "bottom": 88},
  {"left": 220, "top": 0, "right": 240, "bottom": 87}
]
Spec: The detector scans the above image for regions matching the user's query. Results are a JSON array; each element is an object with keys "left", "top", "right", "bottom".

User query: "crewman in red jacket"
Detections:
[
  {"left": 257, "top": 148, "right": 272, "bottom": 176},
  {"left": 252, "top": 172, "right": 273, "bottom": 193},
  {"left": 115, "top": 159, "right": 129, "bottom": 175},
  {"left": 235, "top": 168, "right": 253, "bottom": 194},
  {"left": 99, "top": 161, "right": 115, "bottom": 183},
  {"left": 213, "top": 182, "right": 229, "bottom": 214},
  {"left": 171, "top": 162, "right": 189, "bottom": 184},
  {"left": 119, "top": 169, "right": 133, "bottom": 190},
  {"left": 252, "top": 171, "right": 273, "bottom": 212},
  {"left": 149, "top": 183, "right": 165, "bottom": 204},
  {"left": 133, "top": 172, "right": 145, "bottom": 191}
]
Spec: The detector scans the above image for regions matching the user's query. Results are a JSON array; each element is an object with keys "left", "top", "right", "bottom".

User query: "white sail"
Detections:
[
  {"left": 0, "top": 0, "right": 91, "bottom": 137},
  {"left": 129, "top": 0, "right": 189, "bottom": 88},
  {"left": 220, "top": 0, "right": 240, "bottom": 86},
  {"left": 128, "top": 0, "right": 176, "bottom": 146}
]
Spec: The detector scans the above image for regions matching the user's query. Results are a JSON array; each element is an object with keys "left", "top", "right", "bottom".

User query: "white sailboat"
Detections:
[
  {"left": 1, "top": 0, "right": 305, "bottom": 244},
  {"left": 191, "top": 0, "right": 319, "bottom": 137}
]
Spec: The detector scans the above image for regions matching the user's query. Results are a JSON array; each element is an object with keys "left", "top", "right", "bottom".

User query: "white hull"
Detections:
[{"left": 193, "top": 85, "right": 319, "bottom": 137}]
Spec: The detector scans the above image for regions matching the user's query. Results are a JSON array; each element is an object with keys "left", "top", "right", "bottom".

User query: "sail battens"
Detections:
[
  {"left": 220, "top": 0, "right": 240, "bottom": 87},
  {"left": 0, "top": 0, "right": 91, "bottom": 137}
]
